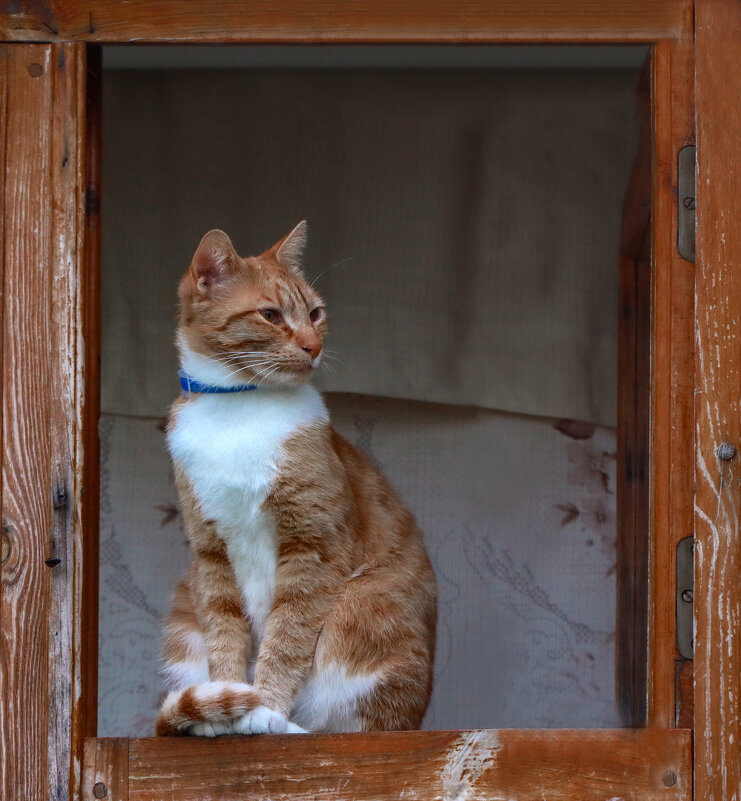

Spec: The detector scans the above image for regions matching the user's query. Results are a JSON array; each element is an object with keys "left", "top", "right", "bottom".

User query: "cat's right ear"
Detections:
[{"left": 190, "top": 230, "right": 239, "bottom": 294}]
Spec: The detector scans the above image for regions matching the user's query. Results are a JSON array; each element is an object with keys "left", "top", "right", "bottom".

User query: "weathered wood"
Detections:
[
  {"left": 49, "top": 41, "right": 89, "bottom": 801},
  {"left": 0, "top": 0, "right": 689, "bottom": 44},
  {"left": 616, "top": 57, "right": 650, "bottom": 727},
  {"left": 83, "top": 738, "right": 129, "bottom": 801},
  {"left": 694, "top": 2, "right": 741, "bottom": 801},
  {"left": 0, "top": 41, "right": 89, "bottom": 801},
  {"left": 648, "top": 19, "right": 695, "bottom": 730},
  {"left": 675, "top": 658, "right": 693, "bottom": 729},
  {"left": 94, "top": 729, "right": 690, "bottom": 801},
  {"left": 0, "top": 43, "right": 54, "bottom": 801},
  {"left": 0, "top": 8, "right": 703, "bottom": 801}
]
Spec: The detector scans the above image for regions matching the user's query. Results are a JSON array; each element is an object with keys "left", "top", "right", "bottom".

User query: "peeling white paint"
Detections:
[{"left": 439, "top": 730, "right": 500, "bottom": 801}]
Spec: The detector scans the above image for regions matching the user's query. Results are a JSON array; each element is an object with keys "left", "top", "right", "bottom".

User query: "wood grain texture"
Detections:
[
  {"left": 0, "top": 43, "right": 54, "bottom": 801},
  {"left": 83, "top": 738, "right": 129, "bottom": 801},
  {"left": 49, "top": 41, "right": 88, "bottom": 801},
  {"left": 0, "top": 42, "right": 89, "bottom": 801},
  {"left": 694, "top": 2, "right": 741, "bottom": 800},
  {"left": 80, "top": 730, "right": 691, "bottom": 801},
  {"left": 648, "top": 15, "right": 695, "bottom": 730},
  {"left": 0, "top": 0, "right": 689, "bottom": 44},
  {"left": 675, "top": 658, "right": 694, "bottom": 729}
]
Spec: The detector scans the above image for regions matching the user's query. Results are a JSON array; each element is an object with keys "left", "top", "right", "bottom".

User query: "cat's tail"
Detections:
[
  {"left": 160, "top": 577, "right": 210, "bottom": 690},
  {"left": 155, "top": 681, "right": 263, "bottom": 736}
]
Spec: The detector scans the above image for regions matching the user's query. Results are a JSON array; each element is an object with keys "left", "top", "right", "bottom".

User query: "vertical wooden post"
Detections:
[
  {"left": 694, "top": 2, "right": 741, "bottom": 801},
  {"left": 648, "top": 9, "right": 695, "bottom": 729},
  {"left": 0, "top": 43, "right": 89, "bottom": 801}
]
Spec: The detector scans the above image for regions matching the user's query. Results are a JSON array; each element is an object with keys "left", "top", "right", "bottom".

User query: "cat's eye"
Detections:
[
  {"left": 260, "top": 308, "right": 283, "bottom": 324},
  {"left": 309, "top": 307, "right": 324, "bottom": 323}
]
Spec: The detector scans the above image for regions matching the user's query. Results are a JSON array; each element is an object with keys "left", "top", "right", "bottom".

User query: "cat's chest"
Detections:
[
  {"left": 167, "top": 386, "right": 328, "bottom": 524},
  {"left": 168, "top": 386, "right": 328, "bottom": 638}
]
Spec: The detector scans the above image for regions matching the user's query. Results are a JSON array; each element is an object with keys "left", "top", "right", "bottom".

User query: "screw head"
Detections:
[
  {"left": 28, "top": 62, "right": 43, "bottom": 78},
  {"left": 93, "top": 782, "right": 107, "bottom": 798},
  {"left": 681, "top": 589, "right": 693, "bottom": 603},
  {"left": 664, "top": 771, "right": 678, "bottom": 787},
  {"left": 717, "top": 442, "right": 737, "bottom": 461}
]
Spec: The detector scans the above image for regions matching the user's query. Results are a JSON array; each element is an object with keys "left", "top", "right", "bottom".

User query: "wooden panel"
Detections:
[
  {"left": 1, "top": 1, "right": 689, "bottom": 44},
  {"left": 648, "top": 18, "right": 695, "bottom": 729},
  {"left": 0, "top": 42, "right": 88, "bottom": 801},
  {"left": 83, "top": 738, "right": 129, "bottom": 801},
  {"left": 49, "top": 41, "right": 89, "bottom": 800},
  {"left": 694, "top": 2, "right": 741, "bottom": 801},
  {"left": 674, "top": 658, "right": 694, "bottom": 729},
  {"left": 0, "top": 43, "right": 54, "bottom": 801},
  {"left": 80, "top": 730, "right": 691, "bottom": 801}
]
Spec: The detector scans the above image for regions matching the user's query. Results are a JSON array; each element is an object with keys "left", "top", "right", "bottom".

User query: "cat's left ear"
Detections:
[{"left": 273, "top": 220, "right": 308, "bottom": 274}]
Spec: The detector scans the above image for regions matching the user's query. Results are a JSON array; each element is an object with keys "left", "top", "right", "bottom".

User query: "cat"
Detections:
[{"left": 155, "top": 221, "right": 437, "bottom": 736}]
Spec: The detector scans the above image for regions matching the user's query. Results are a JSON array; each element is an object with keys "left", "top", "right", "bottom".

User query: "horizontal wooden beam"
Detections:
[
  {"left": 2, "top": 1, "right": 689, "bottom": 44},
  {"left": 83, "top": 728, "right": 691, "bottom": 801}
]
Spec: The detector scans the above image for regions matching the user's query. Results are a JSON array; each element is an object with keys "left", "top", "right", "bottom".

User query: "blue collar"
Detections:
[{"left": 179, "top": 370, "right": 258, "bottom": 395}]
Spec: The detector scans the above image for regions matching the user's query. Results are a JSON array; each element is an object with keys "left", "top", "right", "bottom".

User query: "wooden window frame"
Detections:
[{"left": 0, "top": 2, "right": 736, "bottom": 800}]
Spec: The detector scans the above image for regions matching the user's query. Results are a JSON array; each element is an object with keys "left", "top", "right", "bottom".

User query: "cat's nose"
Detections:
[
  {"left": 301, "top": 342, "right": 322, "bottom": 359},
  {"left": 297, "top": 333, "right": 322, "bottom": 360}
]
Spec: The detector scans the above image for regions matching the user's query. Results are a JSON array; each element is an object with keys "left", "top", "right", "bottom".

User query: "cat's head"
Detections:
[{"left": 177, "top": 221, "right": 326, "bottom": 389}]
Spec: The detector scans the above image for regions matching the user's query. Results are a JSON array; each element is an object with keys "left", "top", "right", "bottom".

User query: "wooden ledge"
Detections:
[
  {"left": 83, "top": 728, "right": 691, "bottom": 801},
  {"left": 1, "top": 1, "right": 690, "bottom": 44}
]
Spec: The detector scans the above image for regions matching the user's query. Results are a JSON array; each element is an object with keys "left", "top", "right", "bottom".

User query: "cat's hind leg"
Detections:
[{"left": 290, "top": 566, "right": 437, "bottom": 733}]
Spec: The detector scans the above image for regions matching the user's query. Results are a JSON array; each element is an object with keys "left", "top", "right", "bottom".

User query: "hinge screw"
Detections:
[
  {"left": 93, "top": 782, "right": 107, "bottom": 798},
  {"left": 681, "top": 589, "right": 693, "bottom": 603}
]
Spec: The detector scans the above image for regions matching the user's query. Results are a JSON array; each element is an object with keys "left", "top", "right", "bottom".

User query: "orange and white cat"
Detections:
[{"left": 156, "top": 222, "right": 437, "bottom": 736}]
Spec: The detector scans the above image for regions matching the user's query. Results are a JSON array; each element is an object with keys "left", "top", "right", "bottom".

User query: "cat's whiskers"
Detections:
[
  {"left": 219, "top": 359, "right": 275, "bottom": 381},
  {"left": 214, "top": 355, "right": 269, "bottom": 370},
  {"left": 214, "top": 356, "right": 266, "bottom": 371},
  {"left": 249, "top": 362, "right": 282, "bottom": 386},
  {"left": 254, "top": 363, "right": 283, "bottom": 388},
  {"left": 219, "top": 350, "right": 271, "bottom": 358}
]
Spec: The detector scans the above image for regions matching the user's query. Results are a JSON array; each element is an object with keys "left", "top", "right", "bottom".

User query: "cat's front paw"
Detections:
[
  {"left": 233, "top": 706, "right": 289, "bottom": 735},
  {"left": 189, "top": 719, "right": 234, "bottom": 737}
]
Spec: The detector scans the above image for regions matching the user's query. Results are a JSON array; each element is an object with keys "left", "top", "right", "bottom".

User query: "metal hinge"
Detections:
[
  {"left": 677, "top": 145, "right": 696, "bottom": 262},
  {"left": 676, "top": 536, "right": 694, "bottom": 659}
]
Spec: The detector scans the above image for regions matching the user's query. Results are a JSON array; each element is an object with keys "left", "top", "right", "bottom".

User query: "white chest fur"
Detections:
[{"left": 167, "top": 385, "right": 328, "bottom": 641}]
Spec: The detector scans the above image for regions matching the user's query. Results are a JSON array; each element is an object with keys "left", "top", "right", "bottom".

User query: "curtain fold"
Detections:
[{"left": 101, "top": 69, "right": 636, "bottom": 425}]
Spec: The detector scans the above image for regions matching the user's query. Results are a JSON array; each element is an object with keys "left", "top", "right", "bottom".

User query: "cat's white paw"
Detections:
[
  {"left": 189, "top": 719, "right": 233, "bottom": 737},
  {"left": 233, "top": 706, "right": 288, "bottom": 735}
]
